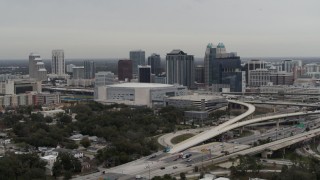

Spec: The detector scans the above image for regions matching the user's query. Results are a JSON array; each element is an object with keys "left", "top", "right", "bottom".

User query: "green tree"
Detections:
[
  {"left": 80, "top": 137, "right": 91, "bottom": 148},
  {"left": 179, "top": 172, "right": 186, "bottom": 180},
  {"left": 30, "top": 113, "right": 45, "bottom": 122},
  {"left": 45, "top": 116, "right": 53, "bottom": 123},
  {"left": 0, "top": 153, "right": 46, "bottom": 180},
  {"left": 64, "top": 171, "right": 73, "bottom": 180},
  {"left": 59, "top": 114, "right": 72, "bottom": 124},
  {"left": 53, "top": 152, "right": 81, "bottom": 178}
]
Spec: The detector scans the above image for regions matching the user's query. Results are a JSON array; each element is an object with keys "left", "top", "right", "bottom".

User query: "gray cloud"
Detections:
[{"left": 0, "top": 0, "right": 319, "bottom": 59}]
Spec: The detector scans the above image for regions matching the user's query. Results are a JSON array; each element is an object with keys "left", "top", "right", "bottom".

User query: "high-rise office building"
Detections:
[
  {"left": 195, "top": 65, "right": 205, "bottom": 83},
  {"left": 147, "top": 53, "right": 161, "bottom": 75},
  {"left": 244, "top": 59, "right": 268, "bottom": 86},
  {"left": 204, "top": 43, "right": 243, "bottom": 92},
  {"left": 166, "top": 49, "right": 194, "bottom": 88},
  {"left": 282, "top": 59, "right": 302, "bottom": 73},
  {"left": 29, "top": 53, "right": 47, "bottom": 81},
  {"left": 72, "top": 66, "right": 84, "bottom": 79},
  {"left": 94, "top": 71, "right": 115, "bottom": 100},
  {"left": 118, "top": 60, "right": 133, "bottom": 81},
  {"left": 248, "top": 69, "right": 271, "bottom": 87},
  {"left": 270, "top": 72, "right": 294, "bottom": 85},
  {"left": 84, "top": 60, "right": 95, "bottom": 79},
  {"left": 52, "top": 50, "right": 65, "bottom": 76},
  {"left": 95, "top": 71, "right": 115, "bottom": 87},
  {"left": 66, "top": 64, "right": 76, "bottom": 73},
  {"left": 138, "top": 65, "right": 151, "bottom": 83},
  {"left": 130, "top": 50, "right": 145, "bottom": 75}
]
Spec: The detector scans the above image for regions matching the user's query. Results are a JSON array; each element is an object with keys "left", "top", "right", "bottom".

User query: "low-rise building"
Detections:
[
  {"left": 51, "top": 148, "right": 84, "bottom": 159},
  {"left": 0, "top": 92, "right": 60, "bottom": 107},
  {"left": 33, "top": 109, "right": 65, "bottom": 118},
  {"left": 67, "top": 78, "right": 94, "bottom": 87},
  {"left": 165, "top": 94, "right": 228, "bottom": 112},
  {"left": 41, "top": 155, "right": 57, "bottom": 175}
]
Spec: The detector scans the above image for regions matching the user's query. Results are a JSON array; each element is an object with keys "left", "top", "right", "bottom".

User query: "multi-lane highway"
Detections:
[
  {"left": 244, "top": 100, "right": 320, "bottom": 107},
  {"left": 170, "top": 108, "right": 320, "bottom": 154},
  {"left": 74, "top": 100, "right": 320, "bottom": 180},
  {"left": 169, "top": 100, "right": 255, "bottom": 153}
]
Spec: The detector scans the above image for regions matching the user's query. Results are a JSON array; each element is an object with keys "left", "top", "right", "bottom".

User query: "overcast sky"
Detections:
[{"left": 0, "top": 0, "right": 319, "bottom": 59}]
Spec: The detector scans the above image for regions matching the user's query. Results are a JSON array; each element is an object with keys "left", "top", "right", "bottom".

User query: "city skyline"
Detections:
[{"left": 0, "top": 0, "right": 319, "bottom": 59}]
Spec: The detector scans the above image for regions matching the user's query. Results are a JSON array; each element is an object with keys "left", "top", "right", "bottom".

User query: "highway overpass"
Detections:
[
  {"left": 170, "top": 107, "right": 320, "bottom": 153},
  {"left": 244, "top": 101, "right": 320, "bottom": 107},
  {"left": 213, "top": 127, "right": 320, "bottom": 163},
  {"left": 169, "top": 100, "right": 255, "bottom": 153}
]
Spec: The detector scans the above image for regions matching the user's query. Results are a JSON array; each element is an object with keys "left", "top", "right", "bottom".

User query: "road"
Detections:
[
  {"left": 73, "top": 102, "right": 320, "bottom": 180},
  {"left": 157, "top": 127, "right": 210, "bottom": 147},
  {"left": 169, "top": 100, "right": 255, "bottom": 153},
  {"left": 230, "top": 118, "right": 320, "bottom": 145},
  {"left": 170, "top": 108, "right": 320, "bottom": 154},
  {"left": 244, "top": 100, "right": 320, "bottom": 107}
]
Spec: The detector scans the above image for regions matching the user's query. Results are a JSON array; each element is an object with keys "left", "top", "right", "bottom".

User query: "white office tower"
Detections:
[
  {"left": 84, "top": 60, "right": 95, "bottom": 79},
  {"left": 130, "top": 50, "right": 145, "bottom": 75},
  {"left": 29, "top": 53, "right": 47, "bottom": 81},
  {"left": 72, "top": 66, "right": 84, "bottom": 79},
  {"left": 66, "top": 64, "right": 76, "bottom": 73},
  {"left": 95, "top": 71, "right": 115, "bottom": 87},
  {"left": 94, "top": 71, "right": 115, "bottom": 100},
  {"left": 52, "top": 50, "right": 65, "bottom": 76}
]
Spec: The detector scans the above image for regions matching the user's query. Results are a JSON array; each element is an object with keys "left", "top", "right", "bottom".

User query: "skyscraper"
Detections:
[
  {"left": 130, "top": 50, "right": 145, "bottom": 75},
  {"left": 84, "top": 60, "right": 95, "bottom": 79},
  {"left": 52, "top": 49, "right": 65, "bottom": 76},
  {"left": 166, "top": 49, "right": 194, "bottom": 88},
  {"left": 138, "top": 65, "right": 151, "bottom": 83},
  {"left": 72, "top": 66, "right": 84, "bottom": 79},
  {"left": 204, "top": 43, "right": 243, "bottom": 92},
  {"left": 94, "top": 71, "right": 115, "bottom": 100},
  {"left": 195, "top": 65, "right": 205, "bottom": 83},
  {"left": 147, "top": 53, "right": 161, "bottom": 75},
  {"left": 118, "top": 60, "right": 133, "bottom": 81},
  {"left": 29, "top": 53, "right": 47, "bottom": 81},
  {"left": 244, "top": 59, "right": 267, "bottom": 85}
]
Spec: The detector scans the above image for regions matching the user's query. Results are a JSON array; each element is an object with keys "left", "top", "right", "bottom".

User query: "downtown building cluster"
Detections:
[{"left": 3, "top": 42, "right": 320, "bottom": 108}]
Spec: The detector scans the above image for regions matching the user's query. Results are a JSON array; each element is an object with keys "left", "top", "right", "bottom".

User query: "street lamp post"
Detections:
[{"left": 146, "top": 163, "right": 151, "bottom": 180}]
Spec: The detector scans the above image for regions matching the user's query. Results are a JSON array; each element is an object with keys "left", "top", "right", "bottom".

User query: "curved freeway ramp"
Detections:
[
  {"left": 214, "top": 110, "right": 320, "bottom": 137},
  {"left": 170, "top": 109, "right": 320, "bottom": 154},
  {"left": 169, "top": 100, "right": 255, "bottom": 154}
]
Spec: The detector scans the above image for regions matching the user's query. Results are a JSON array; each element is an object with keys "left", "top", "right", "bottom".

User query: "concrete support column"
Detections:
[
  {"left": 276, "top": 119, "right": 280, "bottom": 129},
  {"left": 261, "top": 151, "right": 273, "bottom": 159}
]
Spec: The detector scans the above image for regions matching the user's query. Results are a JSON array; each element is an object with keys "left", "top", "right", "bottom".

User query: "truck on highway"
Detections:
[
  {"left": 182, "top": 153, "right": 192, "bottom": 159},
  {"left": 163, "top": 146, "right": 171, "bottom": 153}
]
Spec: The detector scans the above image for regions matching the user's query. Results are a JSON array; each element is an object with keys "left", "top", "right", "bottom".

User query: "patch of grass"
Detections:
[
  {"left": 171, "top": 133, "right": 195, "bottom": 144},
  {"left": 238, "top": 130, "right": 254, "bottom": 138}
]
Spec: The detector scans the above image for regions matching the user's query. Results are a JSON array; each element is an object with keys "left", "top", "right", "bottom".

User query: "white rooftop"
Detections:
[
  {"left": 38, "top": 68, "right": 47, "bottom": 71},
  {"left": 107, "top": 83, "right": 174, "bottom": 88},
  {"left": 215, "top": 178, "right": 230, "bottom": 180},
  {"left": 30, "top": 53, "right": 40, "bottom": 56},
  {"left": 41, "top": 155, "right": 57, "bottom": 160}
]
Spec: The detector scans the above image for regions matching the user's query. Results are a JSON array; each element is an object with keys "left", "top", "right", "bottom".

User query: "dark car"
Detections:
[{"left": 160, "top": 167, "right": 165, "bottom": 170}]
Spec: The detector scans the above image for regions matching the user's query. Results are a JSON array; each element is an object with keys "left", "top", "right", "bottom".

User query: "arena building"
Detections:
[{"left": 94, "top": 83, "right": 187, "bottom": 107}]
